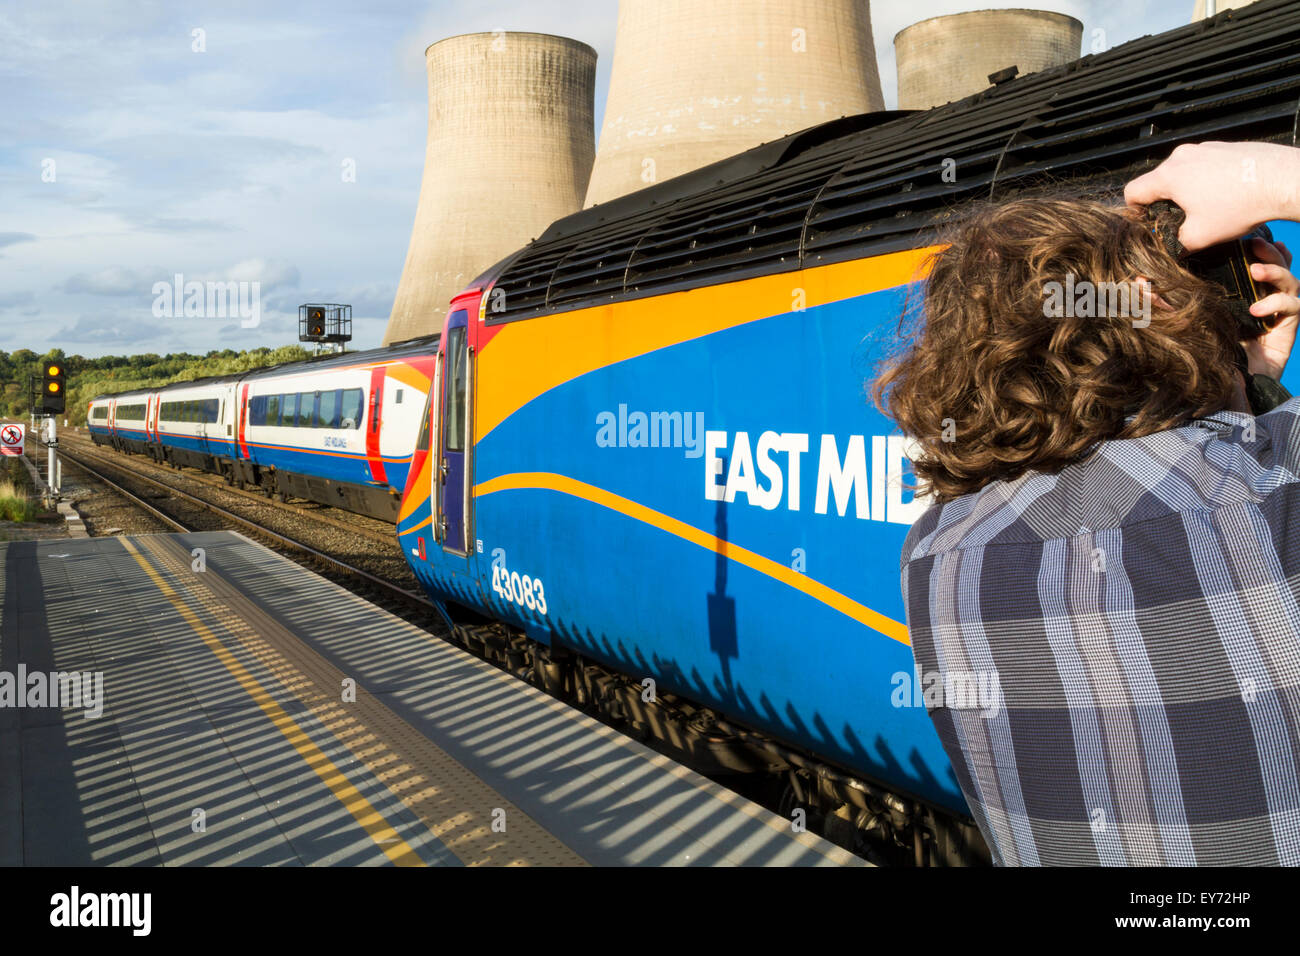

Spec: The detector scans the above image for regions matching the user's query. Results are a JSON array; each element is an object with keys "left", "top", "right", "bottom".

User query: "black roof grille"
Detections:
[{"left": 486, "top": 0, "right": 1300, "bottom": 324}]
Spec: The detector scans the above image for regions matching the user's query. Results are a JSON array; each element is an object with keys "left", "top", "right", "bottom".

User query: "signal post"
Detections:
[{"left": 36, "top": 359, "right": 66, "bottom": 498}]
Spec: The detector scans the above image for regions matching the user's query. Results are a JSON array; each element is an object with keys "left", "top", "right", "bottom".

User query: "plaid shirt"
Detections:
[{"left": 901, "top": 400, "right": 1300, "bottom": 866}]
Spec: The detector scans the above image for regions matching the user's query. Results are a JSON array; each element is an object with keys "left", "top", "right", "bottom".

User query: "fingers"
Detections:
[
  {"left": 1177, "top": 219, "right": 1225, "bottom": 254},
  {"left": 1251, "top": 290, "right": 1300, "bottom": 320},
  {"left": 1277, "top": 240, "right": 1293, "bottom": 269},
  {"left": 1124, "top": 170, "right": 1167, "bottom": 209},
  {"left": 1251, "top": 237, "right": 1287, "bottom": 267},
  {"left": 1250, "top": 260, "right": 1299, "bottom": 297}
]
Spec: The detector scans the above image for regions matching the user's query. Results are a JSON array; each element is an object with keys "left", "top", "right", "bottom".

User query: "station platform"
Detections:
[{"left": 0, "top": 531, "right": 863, "bottom": 866}]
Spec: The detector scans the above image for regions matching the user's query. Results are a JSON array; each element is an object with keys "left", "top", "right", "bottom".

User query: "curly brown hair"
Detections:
[{"left": 872, "top": 198, "right": 1242, "bottom": 502}]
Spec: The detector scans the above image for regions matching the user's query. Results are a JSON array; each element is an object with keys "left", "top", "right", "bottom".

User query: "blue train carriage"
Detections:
[
  {"left": 151, "top": 376, "right": 241, "bottom": 472},
  {"left": 234, "top": 337, "right": 437, "bottom": 520},
  {"left": 397, "top": 245, "right": 957, "bottom": 795},
  {"left": 396, "top": 1, "right": 1300, "bottom": 864}
]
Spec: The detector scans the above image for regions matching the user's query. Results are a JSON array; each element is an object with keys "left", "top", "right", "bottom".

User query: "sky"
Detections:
[{"left": 0, "top": 0, "right": 1249, "bottom": 358}]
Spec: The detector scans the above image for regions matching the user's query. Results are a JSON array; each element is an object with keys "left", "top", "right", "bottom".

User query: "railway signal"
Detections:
[
  {"left": 40, "top": 360, "right": 66, "bottom": 414},
  {"left": 299, "top": 303, "right": 352, "bottom": 351}
]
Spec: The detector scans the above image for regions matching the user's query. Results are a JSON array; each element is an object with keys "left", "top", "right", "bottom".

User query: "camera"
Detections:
[{"left": 1146, "top": 199, "right": 1277, "bottom": 337}]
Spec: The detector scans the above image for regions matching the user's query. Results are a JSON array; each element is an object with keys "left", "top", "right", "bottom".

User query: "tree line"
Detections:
[{"left": 0, "top": 346, "right": 314, "bottom": 425}]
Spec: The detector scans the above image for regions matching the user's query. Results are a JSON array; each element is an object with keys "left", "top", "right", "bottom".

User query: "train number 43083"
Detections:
[{"left": 491, "top": 564, "right": 548, "bottom": 615}]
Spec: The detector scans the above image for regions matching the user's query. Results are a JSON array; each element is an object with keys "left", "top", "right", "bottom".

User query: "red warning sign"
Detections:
[{"left": 1, "top": 423, "right": 25, "bottom": 456}]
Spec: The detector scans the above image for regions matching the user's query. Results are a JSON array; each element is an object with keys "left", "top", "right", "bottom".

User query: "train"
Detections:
[
  {"left": 87, "top": 2, "right": 1299, "bottom": 864},
  {"left": 87, "top": 336, "right": 437, "bottom": 520}
]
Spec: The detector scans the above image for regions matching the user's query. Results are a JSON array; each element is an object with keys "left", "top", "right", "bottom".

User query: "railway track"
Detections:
[
  {"left": 60, "top": 433, "right": 398, "bottom": 548},
  {"left": 55, "top": 440, "right": 440, "bottom": 620}
]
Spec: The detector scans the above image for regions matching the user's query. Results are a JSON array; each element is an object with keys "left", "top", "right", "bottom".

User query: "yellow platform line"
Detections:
[
  {"left": 135, "top": 533, "right": 586, "bottom": 867},
  {"left": 119, "top": 537, "right": 426, "bottom": 866}
]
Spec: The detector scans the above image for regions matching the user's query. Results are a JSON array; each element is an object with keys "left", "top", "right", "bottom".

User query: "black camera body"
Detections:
[{"left": 1147, "top": 199, "right": 1276, "bottom": 337}]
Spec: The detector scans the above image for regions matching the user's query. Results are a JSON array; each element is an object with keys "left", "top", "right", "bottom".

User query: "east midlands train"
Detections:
[
  {"left": 87, "top": 336, "right": 436, "bottom": 520},
  {"left": 87, "top": 3, "right": 1300, "bottom": 864},
  {"left": 391, "top": 6, "right": 1299, "bottom": 864}
]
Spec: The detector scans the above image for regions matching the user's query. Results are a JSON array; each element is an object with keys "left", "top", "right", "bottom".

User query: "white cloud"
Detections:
[
  {"left": 53, "top": 314, "right": 168, "bottom": 345},
  {"left": 224, "top": 258, "right": 301, "bottom": 292},
  {"left": 58, "top": 267, "right": 156, "bottom": 296}
]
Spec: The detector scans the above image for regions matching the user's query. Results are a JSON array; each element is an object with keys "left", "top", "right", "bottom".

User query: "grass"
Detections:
[
  {"left": 0, "top": 477, "right": 38, "bottom": 522},
  {"left": 1, "top": 457, "right": 41, "bottom": 522}
]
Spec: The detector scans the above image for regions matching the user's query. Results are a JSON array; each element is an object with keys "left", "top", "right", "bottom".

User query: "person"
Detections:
[{"left": 875, "top": 142, "right": 1300, "bottom": 865}]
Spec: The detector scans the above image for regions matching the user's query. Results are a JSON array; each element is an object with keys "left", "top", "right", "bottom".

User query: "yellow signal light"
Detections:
[{"left": 47, "top": 364, "right": 62, "bottom": 377}]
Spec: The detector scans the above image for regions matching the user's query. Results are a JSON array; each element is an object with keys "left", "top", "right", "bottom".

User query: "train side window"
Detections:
[
  {"left": 319, "top": 389, "right": 340, "bottom": 429},
  {"left": 206, "top": 399, "right": 219, "bottom": 423},
  {"left": 301, "top": 391, "right": 320, "bottom": 428},
  {"left": 266, "top": 394, "right": 279, "bottom": 426},
  {"left": 340, "top": 388, "right": 362, "bottom": 429},
  {"left": 281, "top": 393, "right": 298, "bottom": 427},
  {"left": 249, "top": 395, "right": 267, "bottom": 426},
  {"left": 395, "top": 389, "right": 403, "bottom": 404}
]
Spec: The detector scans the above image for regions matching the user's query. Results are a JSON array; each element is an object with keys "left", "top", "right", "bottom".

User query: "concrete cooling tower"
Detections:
[
  {"left": 1193, "top": 0, "right": 1260, "bottom": 20},
  {"left": 895, "top": 9, "right": 1084, "bottom": 111},
  {"left": 384, "top": 32, "right": 596, "bottom": 345},
  {"left": 584, "top": 0, "right": 885, "bottom": 208}
]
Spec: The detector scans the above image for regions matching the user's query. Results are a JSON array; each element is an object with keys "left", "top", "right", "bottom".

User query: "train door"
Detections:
[
  {"left": 147, "top": 396, "right": 159, "bottom": 457},
  {"left": 366, "top": 367, "right": 388, "bottom": 488},
  {"left": 196, "top": 396, "right": 210, "bottom": 456},
  {"left": 438, "top": 307, "right": 471, "bottom": 554}
]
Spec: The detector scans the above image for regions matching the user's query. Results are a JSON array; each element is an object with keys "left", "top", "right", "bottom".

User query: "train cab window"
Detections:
[
  {"left": 317, "top": 389, "right": 340, "bottom": 429},
  {"left": 416, "top": 394, "right": 431, "bottom": 450},
  {"left": 445, "top": 326, "right": 467, "bottom": 452},
  {"left": 340, "top": 388, "right": 363, "bottom": 430}
]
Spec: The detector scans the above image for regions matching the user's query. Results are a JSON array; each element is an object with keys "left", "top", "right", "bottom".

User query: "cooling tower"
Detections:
[
  {"left": 584, "top": 0, "right": 885, "bottom": 208},
  {"left": 385, "top": 33, "right": 596, "bottom": 345},
  {"left": 895, "top": 9, "right": 1083, "bottom": 111},
  {"left": 1193, "top": 0, "right": 1260, "bottom": 20}
]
